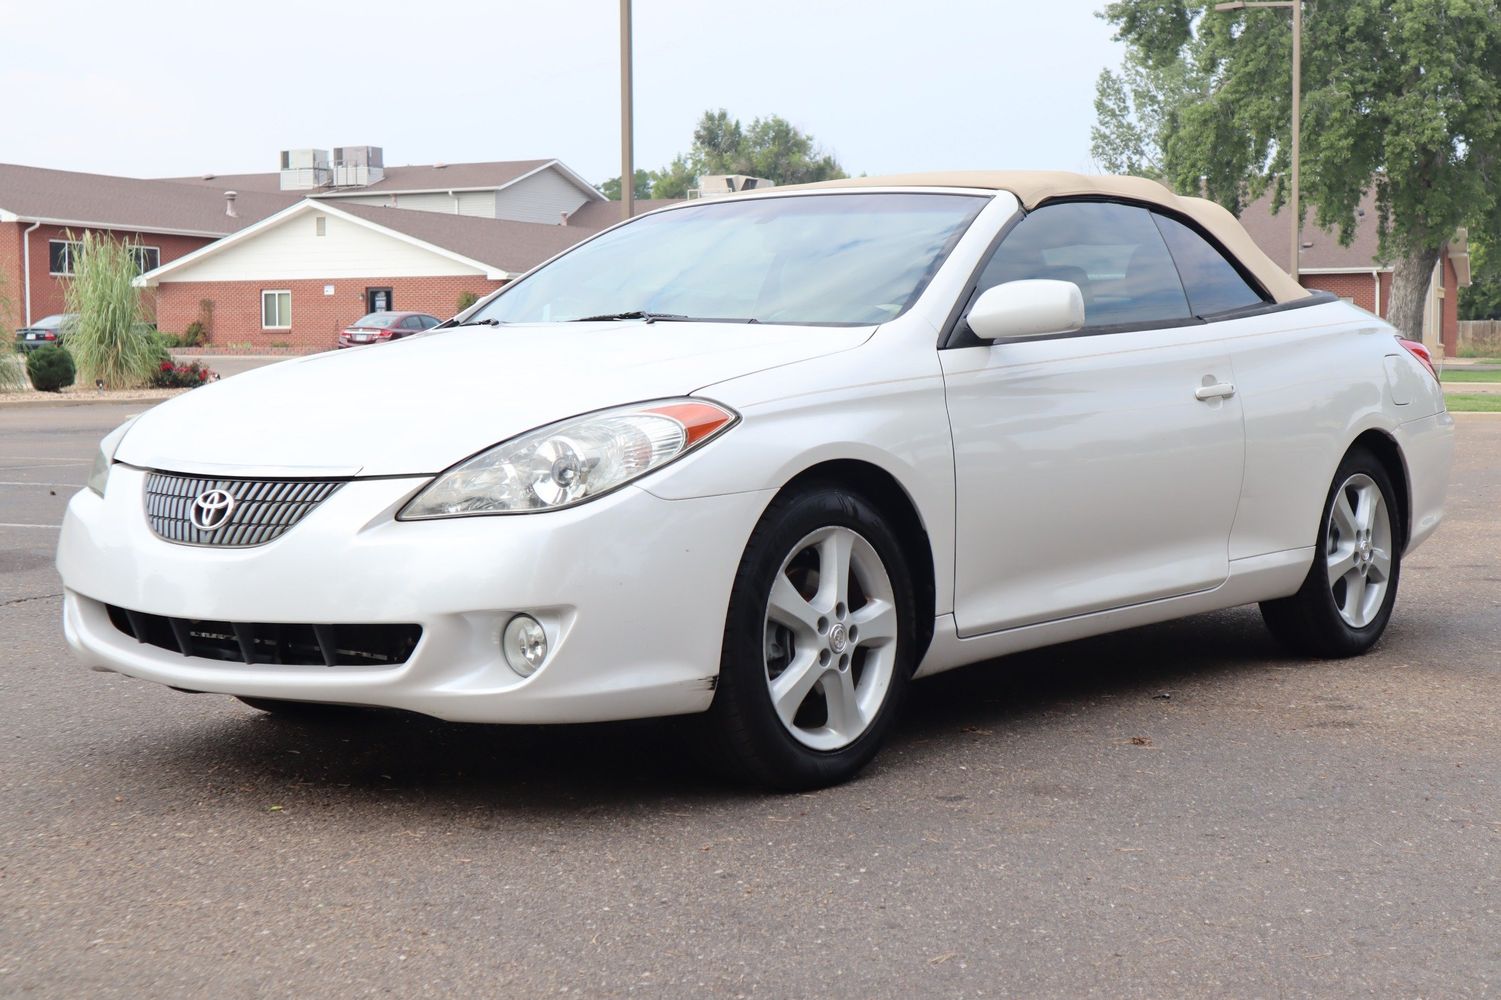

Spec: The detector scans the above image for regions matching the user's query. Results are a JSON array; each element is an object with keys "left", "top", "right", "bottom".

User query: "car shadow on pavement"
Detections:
[{"left": 115, "top": 606, "right": 1294, "bottom": 812}]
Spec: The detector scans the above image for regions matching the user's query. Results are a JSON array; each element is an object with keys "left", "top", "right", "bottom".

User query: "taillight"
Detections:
[
  {"left": 378, "top": 329, "right": 396, "bottom": 339},
  {"left": 44, "top": 331, "right": 57, "bottom": 340},
  {"left": 1397, "top": 338, "right": 1438, "bottom": 382}
]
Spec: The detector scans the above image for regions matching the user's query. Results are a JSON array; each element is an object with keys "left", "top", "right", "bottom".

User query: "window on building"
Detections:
[
  {"left": 975, "top": 201, "right": 1192, "bottom": 329},
  {"left": 48, "top": 240, "right": 82, "bottom": 276},
  {"left": 130, "top": 246, "right": 161, "bottom": 274},
  {"left": 315, "top": 216, "right": 327, "bottom": 237},
  {"left": 262, "top": 290, "right": 292, "bottom": 329},
  {"left": 1151, "top": 214, "right": 1266, "bottom": 317}
]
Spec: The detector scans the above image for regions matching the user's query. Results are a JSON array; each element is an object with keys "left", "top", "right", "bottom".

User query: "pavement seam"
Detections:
[{"left": 1, "top": 592, "right": 63, "bottom": 608}]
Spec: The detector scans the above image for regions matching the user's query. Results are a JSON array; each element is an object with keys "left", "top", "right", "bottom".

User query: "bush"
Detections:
[
  {"left": 149, "top": 358, "right": 215, "bottom": 389},
  {"left": 181, "top": 321, "right": 206, "bottom": 347},
  {"left": 62, "top": 231, "right": 157, "bottom": 388},
  {"left": 456, "top": 290, "right": 480, "bottom": 312},
  {"left": 27, "top": 345, "right": 76, "bottom": 392}
]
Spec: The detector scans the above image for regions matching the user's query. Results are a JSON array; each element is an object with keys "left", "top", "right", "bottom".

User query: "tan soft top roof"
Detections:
[{"left": 779, "top": 171, "right": 1308, "bottom": 304}]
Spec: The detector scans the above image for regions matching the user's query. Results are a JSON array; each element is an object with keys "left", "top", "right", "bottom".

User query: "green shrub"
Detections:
[
  {"left": 62, "top": 232, "right": 156, "bottom": 388},
  {"left": 456, "top": 290, "right": 480, "bottom": 312},
  {"left": 27, "top": 345, "right": 76, "bottom": 392},
  {"left": 181, "top": 321, "right": 206, "bottom": 347}
]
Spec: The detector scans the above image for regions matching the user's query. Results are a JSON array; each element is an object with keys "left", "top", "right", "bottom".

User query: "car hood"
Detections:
[{"left": 116, "top": 322, "right": 872, "bottom": 477}]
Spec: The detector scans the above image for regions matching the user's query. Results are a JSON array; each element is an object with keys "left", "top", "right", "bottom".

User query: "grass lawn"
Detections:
[
  {"left": 1438, "top": 369, "right": 1501, "bottom": 383},
  {"left": 1445, "top": 393, "right": 1501, "bottom": 412}
]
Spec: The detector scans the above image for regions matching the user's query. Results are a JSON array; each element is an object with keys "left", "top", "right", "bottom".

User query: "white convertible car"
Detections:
[{"left": 58, "top": 172, "right": 1453, "bottom": 788}]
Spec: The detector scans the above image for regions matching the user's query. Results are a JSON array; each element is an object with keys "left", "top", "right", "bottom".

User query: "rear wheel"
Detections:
[
  {"left": 1260, "top": 448, "right": 1402, "bottom": 657},
  {"left": 708, "top": 486, "right": 916, "bottom": 790}
]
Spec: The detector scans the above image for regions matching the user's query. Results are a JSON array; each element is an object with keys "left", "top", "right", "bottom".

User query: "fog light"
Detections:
[{"left": 502, "top": 614, "right": 548, "bottom": 676}]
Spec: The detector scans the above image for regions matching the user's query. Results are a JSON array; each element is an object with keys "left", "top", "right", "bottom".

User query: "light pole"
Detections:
[
  {"left": 1215, "top": 0, "right": 1301, "bottom": 282},
  {"left": 619, "top": 0, "right": 634, "bottom": 221}
]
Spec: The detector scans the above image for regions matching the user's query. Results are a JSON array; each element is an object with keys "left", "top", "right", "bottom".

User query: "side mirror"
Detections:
[{"left": 966, "top": 279, "right": 1085, "bottom": 342}]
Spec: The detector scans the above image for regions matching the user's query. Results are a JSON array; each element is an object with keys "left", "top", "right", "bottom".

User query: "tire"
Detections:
[
  {"left": 1260, "top": 447, "right": 1402, "bottom": 658},
  {"left": 707, "top": 484, "right": 917, "bottom": 790},
  {"left": 235, "top": 696, "right": 362, "bottom": 719}
]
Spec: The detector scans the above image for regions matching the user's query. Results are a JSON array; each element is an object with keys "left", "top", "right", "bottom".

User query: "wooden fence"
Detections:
[{"left": 1457, "top": 320, "right": 1501, "bottom": 357}]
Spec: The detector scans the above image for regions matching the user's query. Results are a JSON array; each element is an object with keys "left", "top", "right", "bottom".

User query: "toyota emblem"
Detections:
[{"left": 190, "top": 488, "right": 237, "bottom": 532}]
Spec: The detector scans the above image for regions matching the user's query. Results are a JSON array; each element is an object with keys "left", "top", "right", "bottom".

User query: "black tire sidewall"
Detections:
[
  {"left": 1301, "top": 448, "right": 1403, "bottom": 654},
  {"left": 712, "top": 486, "right": 917, "bottom": 789}
]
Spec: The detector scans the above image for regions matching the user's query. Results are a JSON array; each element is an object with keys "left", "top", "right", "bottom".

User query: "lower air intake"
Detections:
[{"left": 105, "top": 605, "right": 420, "bottom": 668}]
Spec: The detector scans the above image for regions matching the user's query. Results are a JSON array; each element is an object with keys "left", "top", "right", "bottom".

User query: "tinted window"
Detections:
[
  {"left": 976, "top": 202, "right": 1191, "bottom": 328},
  {"left": 471, "top": 193, "right": 988, "bottom": 327},
  {"left": 352, "top": 313, "right": 397, "bottom": 328},
  {"left": 421, "top": 316, "right": 440, "bottom": 328},
  {"left": 1153, "top": 213, "right": 1266, "bottom": 317}
]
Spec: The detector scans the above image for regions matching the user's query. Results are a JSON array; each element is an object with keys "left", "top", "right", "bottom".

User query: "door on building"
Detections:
[{"left": 366, "top": 287, "right": 393, "bottom": 313}]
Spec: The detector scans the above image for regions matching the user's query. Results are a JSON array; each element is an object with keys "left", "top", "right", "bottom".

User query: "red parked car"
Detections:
[{"left": 337, "top": 311, "right": 441, "bottom": 349}]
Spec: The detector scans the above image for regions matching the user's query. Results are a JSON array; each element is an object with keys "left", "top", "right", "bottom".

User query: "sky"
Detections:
[{"left": 0, "top": 0, "right": 1125, "bottom": 184}]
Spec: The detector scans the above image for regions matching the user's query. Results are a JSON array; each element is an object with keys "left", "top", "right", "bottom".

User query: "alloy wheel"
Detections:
[
  {"left": 762, "top": 526, "right": 899, "bottom": 751},
  {"left": 1324, "top": 472, "right": 1394, "bottom": 629}
]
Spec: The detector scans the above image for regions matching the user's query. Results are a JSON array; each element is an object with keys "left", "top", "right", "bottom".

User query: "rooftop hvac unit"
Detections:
[
  {"left": 696, "top": 174, "right": 776, "bottom": 199},
  {"left": 279, "top": 148, "right": 331, "bottom": 190},
  {"left": 330, "top": 146, "right": 386, "bottom": 188}
]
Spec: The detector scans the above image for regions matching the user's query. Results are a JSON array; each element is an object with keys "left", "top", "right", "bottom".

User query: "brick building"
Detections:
[
  {"left": 0, "top": 163, "right": 295, "bottom": 329},
  {"left": 138, "top": 200, "right": 623, "bottom": 352},
  {"left": 1237, "top": 190, "right": 1471, "bottom": 356},
  {"left": 3, "top": 151, "right": 660, "bottom": 349}
]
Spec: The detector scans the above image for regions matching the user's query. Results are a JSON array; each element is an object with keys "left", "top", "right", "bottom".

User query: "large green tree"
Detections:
[
  {"left": 1098, "top": 0, "right": 1501, "bottom": 338},
  {"left": 598, "top": 169, "right": 653, "bottom": 202},
  {"left": 599, "top": 109, "right": 847, "bottom": 201}
]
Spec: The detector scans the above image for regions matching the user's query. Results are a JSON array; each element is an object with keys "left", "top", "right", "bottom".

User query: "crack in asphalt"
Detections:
[{"left": 1, "top": 592, "right": 63, "bottom": 608}]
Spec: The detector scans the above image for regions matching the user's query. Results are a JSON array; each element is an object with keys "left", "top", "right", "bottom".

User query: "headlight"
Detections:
[
  {"left": 87, "top": 416, "right": 140, "bottom": 498},
  {"left": 399, "top": 399, "right": 737, "bottom": 519}
]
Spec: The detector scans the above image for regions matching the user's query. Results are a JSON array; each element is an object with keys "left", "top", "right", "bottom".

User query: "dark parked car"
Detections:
[
  {"left": 15, "top": 314, "right": 77, "bottom": 352},
  {"left": 337, "top": 311, "right": 441, "bottom": 349}
]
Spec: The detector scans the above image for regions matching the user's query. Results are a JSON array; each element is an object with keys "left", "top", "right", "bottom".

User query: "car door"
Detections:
[{"left": 940, "top": 200, "right": 1248, "bottom": 636}]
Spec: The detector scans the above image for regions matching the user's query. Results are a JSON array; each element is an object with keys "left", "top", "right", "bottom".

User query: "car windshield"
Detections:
[
  {"left": 351, "top": 313, "right": 398, "bottom": 328},
  {"left": 469, "top": 192, "right": 988, "bottom": 327}
]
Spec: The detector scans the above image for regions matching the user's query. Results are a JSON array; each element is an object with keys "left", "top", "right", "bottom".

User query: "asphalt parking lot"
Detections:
[{"left": 2, "top": 404, "right": 1497, "bottom": 998}]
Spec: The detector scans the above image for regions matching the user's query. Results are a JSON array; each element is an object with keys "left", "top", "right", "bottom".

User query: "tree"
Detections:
[
  {"left": 1459, "top": 238, "right": 1501, "bottom": 321},
  {"left": 1091, "top": 50, "right": 1205, "bottom": 183},
  {"left": 598, "top": 169, "right": 653, "bottom": 201},
  {"left": 1099, "top": 0, "right": 1501, "bottom": 339},
  {"left": 618, "top": 109, "right": 848, "bottom": 201}
]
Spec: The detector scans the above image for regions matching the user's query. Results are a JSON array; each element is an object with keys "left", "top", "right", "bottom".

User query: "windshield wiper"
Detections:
[{"left": 569, "top": 310, "right": 692, "bottom": 323}]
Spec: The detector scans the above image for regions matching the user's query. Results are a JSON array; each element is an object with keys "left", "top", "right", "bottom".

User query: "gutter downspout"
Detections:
[
  {"left": 20, "top": 220, "right": 41, "bottom": 326},
  {"left": 1373, "top": 270, "right": 1381, "bottom": 318}
]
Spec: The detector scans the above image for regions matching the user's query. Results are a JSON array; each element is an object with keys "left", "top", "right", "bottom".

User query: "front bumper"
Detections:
[{"left": 58, "top": 465, "right": 772, "bottom": 723}]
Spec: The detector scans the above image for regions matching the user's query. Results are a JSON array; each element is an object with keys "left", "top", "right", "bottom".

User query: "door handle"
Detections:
[{"left": 1194, "top": 381, "right": 1236, "bottom": 401}]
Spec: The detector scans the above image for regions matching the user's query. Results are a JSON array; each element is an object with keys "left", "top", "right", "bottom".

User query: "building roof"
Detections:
[
  {"left": 163, "top": 158, "right": 605, "bottom": 201},
  {"left": 333, "top": 202, "right": 605, "bottom": 275},
  {"left": 1236, "top": 188, "right": 1388, "bottom": 273},
  {"left": 563, "top": 198, "right": 681, "bottom": 229},
  {"left": 777, "top": 171, "right": 1309, "bottom": 303},
  {"left": 136, "top": 199, "right": 614, "bottom": 286},
  {"left": 0, "top": 162, "right": 297, "bottom": 236}
]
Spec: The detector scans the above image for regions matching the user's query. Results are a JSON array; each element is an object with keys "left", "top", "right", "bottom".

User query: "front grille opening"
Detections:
[{"left": 106, "top": 605, "right": 420, "bottom": 667}]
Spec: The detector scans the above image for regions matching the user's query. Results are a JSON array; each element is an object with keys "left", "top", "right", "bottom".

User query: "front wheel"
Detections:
[
  {"left": 1260, "top": 448, "right": 1402, "bottom": 657},
  {"left": 707, "top": 486, "right": 917, "bottom": 790}
]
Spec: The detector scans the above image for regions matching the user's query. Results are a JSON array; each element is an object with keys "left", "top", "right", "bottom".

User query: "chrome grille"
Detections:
[{"left": 145, "top": 473, "right": 343, "bottom": 547}]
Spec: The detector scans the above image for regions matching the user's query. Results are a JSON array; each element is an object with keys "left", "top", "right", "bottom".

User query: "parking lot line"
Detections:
[{"left": 0, "top": 522, "right": 61, "bottom": 529}]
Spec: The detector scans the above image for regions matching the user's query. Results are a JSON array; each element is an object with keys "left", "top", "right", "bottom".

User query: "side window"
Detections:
[
  {"left": 402, "top": 316, "right": 424, "bottom": 329},
  {"left": 1152, "top": 213, "right": 1266, "bottom": 317},
  {"left": 974, "top": 202, "right": 1191, "bottom": 329}
]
